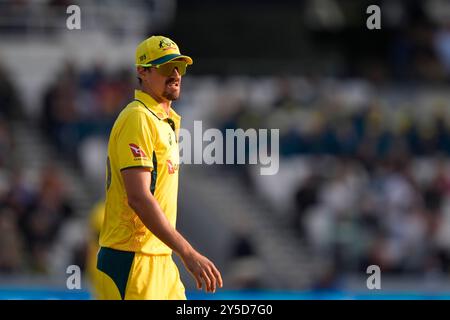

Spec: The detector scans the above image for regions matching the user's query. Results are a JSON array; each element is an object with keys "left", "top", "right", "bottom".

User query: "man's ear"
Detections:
[{"left": 137, "top": 66, "right": 147, "bottom": 79}]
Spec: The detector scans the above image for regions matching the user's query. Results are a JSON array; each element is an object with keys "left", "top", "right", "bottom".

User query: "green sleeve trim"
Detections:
[
  {"left": 150, "top": 151, "right": 158, "bottom": 195},
  {"left": 120, "top": 165, "right": 153, "bottom": 172}
]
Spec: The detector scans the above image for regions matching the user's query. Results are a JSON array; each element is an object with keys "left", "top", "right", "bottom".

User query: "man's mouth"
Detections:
[{"left": 166, "top": 78, "right": 180, "bottom": 88}]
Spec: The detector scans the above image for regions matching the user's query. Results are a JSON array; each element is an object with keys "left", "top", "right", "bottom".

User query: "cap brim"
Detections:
[{"left": 137, "top": 53, "right": 193, "bottom": 66}]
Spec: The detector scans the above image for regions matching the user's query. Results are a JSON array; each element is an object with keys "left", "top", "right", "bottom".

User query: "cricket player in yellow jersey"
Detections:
[{"left": 96, "top": 35, "right": 223, "bottom": 300}]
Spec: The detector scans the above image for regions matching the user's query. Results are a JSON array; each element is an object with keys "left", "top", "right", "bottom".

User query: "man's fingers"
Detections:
[
  {"left": 206, "top": 268, "right": 217, "bottom": 293},
  {"left": 194, "top": 274, "right": 202, "bottom": 290},
  {"left": 201, "top": 270, "right": 212, "bottom": 292},
  {"left": 204, "top": 263, "right": 222, "bottom": 292},
  {"left": 211, "top": 265, "right": 223, "bottom": 288}
]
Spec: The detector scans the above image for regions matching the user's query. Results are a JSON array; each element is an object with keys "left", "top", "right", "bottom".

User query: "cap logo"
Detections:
[
  {"left": 139, "top": 54, "right": 147, "bottom": 62},
  {"left": 159, "top": 38, "right": 177, "bottom": 51}
]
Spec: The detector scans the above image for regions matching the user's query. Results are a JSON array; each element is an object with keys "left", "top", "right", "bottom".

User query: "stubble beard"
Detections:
[
  {"left": 162, "top": 90, "right": 180, "bottom": 101},
  {"left": 163, "top": 77, "right": 181, "bottom": 101}
]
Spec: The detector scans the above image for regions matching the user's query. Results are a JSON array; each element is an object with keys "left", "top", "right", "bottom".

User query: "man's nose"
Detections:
[{"left": 171, "top": 67, "right": 181, "bottom": 78}]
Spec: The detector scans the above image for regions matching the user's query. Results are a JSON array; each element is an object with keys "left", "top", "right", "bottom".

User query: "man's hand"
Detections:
[{"left": 180, "top": 249, "right": 223, "bottom": 293}]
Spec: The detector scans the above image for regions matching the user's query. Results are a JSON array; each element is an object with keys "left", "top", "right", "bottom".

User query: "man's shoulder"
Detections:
[
  {"left": 110, "top": 101, "right": 158, "bottom": 139},
  {"left": 115, "top": 100, "right": 156, "bottom": 125}
]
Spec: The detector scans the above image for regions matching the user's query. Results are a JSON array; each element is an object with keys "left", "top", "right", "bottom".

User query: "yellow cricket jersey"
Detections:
[{"left": 99, "top": 89, "right": 181, "bottom": 255}]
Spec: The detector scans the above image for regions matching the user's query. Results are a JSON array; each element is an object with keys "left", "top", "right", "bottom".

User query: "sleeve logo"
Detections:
[{"left": 129, "top": 143, "right": 147, "bottom": 158}]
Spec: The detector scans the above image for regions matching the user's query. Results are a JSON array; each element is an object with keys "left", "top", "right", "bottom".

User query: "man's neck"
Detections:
[{"left": 140, "top": 86, "right": 171, "bottom": 115}]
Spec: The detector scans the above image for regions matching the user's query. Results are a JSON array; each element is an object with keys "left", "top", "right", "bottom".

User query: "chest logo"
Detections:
[{"left": 167, "top": 159, "right": 178, "bottom": 174}]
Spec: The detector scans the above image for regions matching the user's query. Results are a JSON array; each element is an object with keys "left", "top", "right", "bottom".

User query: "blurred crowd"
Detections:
[
  {"left": 291, "top": 155, "right": 450, "bottom": 276},
  {"left": 40, "top": 63, "right": 134, "bottom": 164},
  {"left": 0, "top": 166, "right": 74, "bottom": 274},
  {"left": 221, "top": 76, "right": 450, "bottom": 280},
  {"left": 0, "top": 64, "right": 75, "bottom": 275}
]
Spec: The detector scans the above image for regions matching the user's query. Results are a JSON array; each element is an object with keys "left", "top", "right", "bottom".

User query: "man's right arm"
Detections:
[{"left": 121, "top": 167, "right": 223, "bottom": 293}]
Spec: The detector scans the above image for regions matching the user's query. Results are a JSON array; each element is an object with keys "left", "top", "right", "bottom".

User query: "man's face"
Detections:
[{"left": 138, "top": 61, "right": 186, "bottom": 102}]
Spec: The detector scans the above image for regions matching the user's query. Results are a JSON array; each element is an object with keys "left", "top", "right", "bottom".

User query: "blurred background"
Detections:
[{"left": 2, "top": 0, "right": 450, "bottom": 299}]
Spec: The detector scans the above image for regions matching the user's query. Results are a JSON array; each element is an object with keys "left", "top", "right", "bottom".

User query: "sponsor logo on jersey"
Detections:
[
  {"left": 167, "top": 159, "right": 178, "bottom": 174},
  {"left": 129, "top": 143, "right": 147, "bottom": 158}
]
